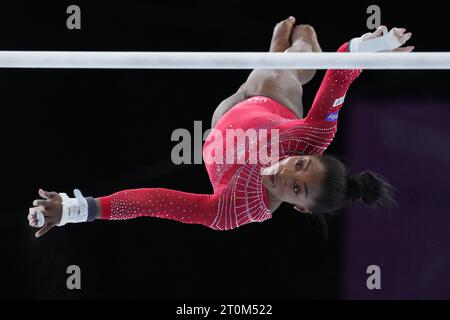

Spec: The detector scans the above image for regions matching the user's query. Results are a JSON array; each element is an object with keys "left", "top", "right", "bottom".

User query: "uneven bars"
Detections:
[{"left": 0, "top": 51, "right": 449, "bottom": 69}]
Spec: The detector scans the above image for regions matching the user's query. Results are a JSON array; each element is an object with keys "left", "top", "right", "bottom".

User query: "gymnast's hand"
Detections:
[
  {"left": 28, "top": 188, "right": 62, "bottom": 238},
  {"left": 351, "top": 25, "right": 414, "bottom": 53}
]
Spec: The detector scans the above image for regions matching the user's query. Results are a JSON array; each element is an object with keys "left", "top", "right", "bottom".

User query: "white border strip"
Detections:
[{"left": 0, "top": 51, "right": 449, "bottom": 69}]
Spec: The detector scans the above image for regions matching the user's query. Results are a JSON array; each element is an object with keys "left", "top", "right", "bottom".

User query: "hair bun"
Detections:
[
  {"left": 348, "top": 171, "right": 381, "bottom": 205},
  {"left": 348, "top": 174, "right": 362, "bottom": 202}
]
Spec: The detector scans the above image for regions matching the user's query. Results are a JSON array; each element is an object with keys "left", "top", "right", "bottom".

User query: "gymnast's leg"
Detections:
[
  {"left": 211, "top": 18, "right": 322, "bottom": 127},
  {"left": 284, "top": 24, "right": 322, "bottom": 84},
  {"left": 242, "top": 24, "right": 322, "bottom": 118},
  {"left": 211, "top": 17, "right": 299, "bottom": 127}
]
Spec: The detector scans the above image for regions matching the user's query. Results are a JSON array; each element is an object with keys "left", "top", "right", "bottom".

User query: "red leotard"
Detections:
[{"left": 98, "top": 42, "right": 362, "bottom": 230}]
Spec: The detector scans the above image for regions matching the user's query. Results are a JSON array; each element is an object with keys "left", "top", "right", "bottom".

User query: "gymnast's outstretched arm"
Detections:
[
  {"left": 272, "top": 26, "right": 413, "bottom": 155},
  {"left": 28, "top": 187, "right": 226, "bottom": 237},
  {"left": 305, "top": 26, "right": 413, "bottom": 125}
]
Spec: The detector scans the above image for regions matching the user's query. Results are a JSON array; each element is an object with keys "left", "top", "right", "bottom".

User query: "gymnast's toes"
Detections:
[
  {"left": 292, "top": 24, "right": 322, "bottom": 53},
  {"left": 270, "top": 16, "right": 296, "bottom": 52}
]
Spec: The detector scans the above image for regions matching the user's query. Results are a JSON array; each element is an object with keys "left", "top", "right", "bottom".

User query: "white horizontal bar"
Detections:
[{"left": 0, "top": 51, "right": 449, "bottom": 69}]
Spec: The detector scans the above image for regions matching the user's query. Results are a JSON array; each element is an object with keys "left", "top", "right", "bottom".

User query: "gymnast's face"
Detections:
[{"left": 260, "top": 155, "right": 326, "bottom": 213}]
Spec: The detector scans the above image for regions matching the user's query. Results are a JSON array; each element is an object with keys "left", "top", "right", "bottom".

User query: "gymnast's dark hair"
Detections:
[{"left": 312, "top": 154, "right": 398, "bottom": 213}]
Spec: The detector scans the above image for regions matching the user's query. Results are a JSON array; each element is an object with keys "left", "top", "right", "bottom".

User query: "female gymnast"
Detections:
[{"left": 28, "top": 17, "right": 414, "bottom": 237}]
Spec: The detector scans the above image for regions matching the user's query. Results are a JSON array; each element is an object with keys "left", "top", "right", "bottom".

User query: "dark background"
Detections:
[{"left": 0, "top": 1, "right": 449, "bottom": 299}]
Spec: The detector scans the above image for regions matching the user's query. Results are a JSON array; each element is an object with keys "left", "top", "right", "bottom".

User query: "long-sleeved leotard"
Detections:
[{"left": 98, "top": 42, "right": 362, "bottom": 230}]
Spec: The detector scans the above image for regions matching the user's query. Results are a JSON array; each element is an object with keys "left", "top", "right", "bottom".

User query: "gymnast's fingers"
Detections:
[
  {"left": 38, "top": 188, "right": 58, "bottom": 200},
  {"left": 27, "top": 210, "right": 35, "bottom": 221},
  {"left": 28, "top": 209, "right": 39, "bottom": 227},
  {"left": 28, "top": 206, "right": 42, "bottom": 217},
  {"left": 362, "top": 25, "right": 387, "bottom": 41},
  {"left": 373, "top": 25, "right": 388, "bottom": 37},
  {"left": 392, "top": 27, "right": 407, "bottom": 37},
  {"left": 32, "top": 199, "right": 50, "bottom": 208},
  {"left": 28, "top": 211, "right": 36, "bottom": 221},
  {"left": 399, "top": 32, "right": 412, "bottom": 45},
  {"left": 391, "top": 46, "right": 415, "bottom": 53},
  {"left": 35, "top": 222, "right": 55, "bottom": 238},
  {"left": 29, "top": 218, "right": 38, "bottom": 227},
  {"left": 28, "top": 206, "right": 46, "bottom": 227}
]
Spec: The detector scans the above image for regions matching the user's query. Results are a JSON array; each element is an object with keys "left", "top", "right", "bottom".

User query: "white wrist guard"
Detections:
[
  {"left": 349, "top": 29, "right": 402, "bottom": 52},
  {"left": 57, "top": 189, "right": 88, "bottom": 226}
]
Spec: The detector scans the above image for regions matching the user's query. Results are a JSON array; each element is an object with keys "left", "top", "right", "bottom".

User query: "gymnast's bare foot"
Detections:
[
  {"left": 286, "top": 24, "right": 322, "bottom": 84},
  {"left": 291, "top": 24, "right": 322, "bottom": 53},
  {"left": 270, "top": 16, "right": 296, "bottom": 52}
]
